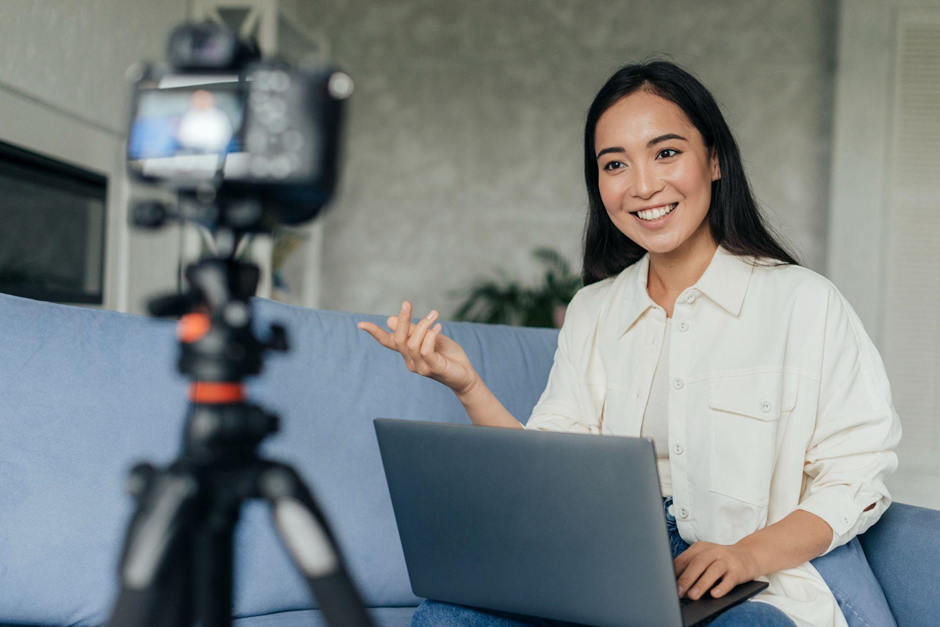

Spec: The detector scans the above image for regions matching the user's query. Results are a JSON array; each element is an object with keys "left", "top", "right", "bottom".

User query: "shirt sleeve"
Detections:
[
  {"left": 523, "top": 290, "right": 601, "bottom": 435},
  {"left": 795, "top": 286, "right": 903, "bottom": 556}
]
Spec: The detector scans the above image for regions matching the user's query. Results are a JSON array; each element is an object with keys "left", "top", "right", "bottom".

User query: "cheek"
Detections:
[
  {"left": 664, "top": 161, "right": 711, "bottom": 198},
  {"left": 598, "top": 177, "right": 624, "bottom": 213}
]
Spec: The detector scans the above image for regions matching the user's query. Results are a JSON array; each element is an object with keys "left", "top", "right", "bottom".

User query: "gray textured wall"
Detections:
[
  {"left": 0, "top": 0, "right": 187, "bottom": 135},
  {"left": 290, "top": 0, "right": 837, "bottom": 321}
]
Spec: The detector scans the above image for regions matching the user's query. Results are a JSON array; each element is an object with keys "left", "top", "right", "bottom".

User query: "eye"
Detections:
[
  {"left": 603, "top": 160, "right": 624, "bottom": 171},
  {"left": 658, "top": 148, "right": 680, "bottom": 159}
]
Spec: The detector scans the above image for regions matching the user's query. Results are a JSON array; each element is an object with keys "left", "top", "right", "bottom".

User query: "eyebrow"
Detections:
[{"left": 595, "top": 133, "right": 688, "bottom": 160}]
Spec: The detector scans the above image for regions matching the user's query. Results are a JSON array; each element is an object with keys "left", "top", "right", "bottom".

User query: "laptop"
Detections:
[{"left": 374, "top": 418, "right": 768, "bottom": 627}]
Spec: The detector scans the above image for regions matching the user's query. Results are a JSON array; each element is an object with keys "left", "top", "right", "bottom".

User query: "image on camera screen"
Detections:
[{"left": 128, "top": 76, "right": 248, "bottom": 181}]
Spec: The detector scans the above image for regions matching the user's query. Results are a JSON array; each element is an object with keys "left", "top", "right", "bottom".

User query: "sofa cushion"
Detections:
[
  {"left": 856, "top": 503, "right": 940, "bottom": 627},
  {"left": 234, "top": 607, "right": 416, "bottom": 627},
  {"left": 0, "top": 294, "right": 559, "bottom": 625},
  {"left": 810, "top": 536, "right": 897, "bottom": 627},
  {"left": 0, "top": 295, "right": 185, "bottom": 626}
]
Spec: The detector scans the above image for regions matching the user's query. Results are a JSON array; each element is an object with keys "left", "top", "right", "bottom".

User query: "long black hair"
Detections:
[{"left": 581, "top": 60, "right": 801, "bottom": 286}]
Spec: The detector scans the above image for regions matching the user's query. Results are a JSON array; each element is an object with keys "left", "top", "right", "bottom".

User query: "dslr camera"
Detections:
[{"left": 126, "top": 20, "right": 352, "bottom": 231}]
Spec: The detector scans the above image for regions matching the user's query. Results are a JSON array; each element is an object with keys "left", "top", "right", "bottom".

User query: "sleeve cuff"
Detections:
[
  {"left": 524, "top": 416, "right": 601, "bottom": 434},
  {"left": 796, "top": 488, "right": 865, "bottom": 556}
]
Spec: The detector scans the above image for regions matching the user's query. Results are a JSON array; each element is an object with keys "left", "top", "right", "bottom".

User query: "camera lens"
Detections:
[{"left": 168, "top": 21, "right": 238, "bottom": 69}]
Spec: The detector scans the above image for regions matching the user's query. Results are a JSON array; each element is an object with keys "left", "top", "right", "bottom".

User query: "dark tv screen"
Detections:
[{"left": 0, "top": 141, "right": 107, "bottom": 305}]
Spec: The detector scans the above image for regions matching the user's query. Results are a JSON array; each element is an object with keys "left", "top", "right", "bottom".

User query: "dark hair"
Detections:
[{"left": 581, "top": 59, "right": 801, "bottom": 286}]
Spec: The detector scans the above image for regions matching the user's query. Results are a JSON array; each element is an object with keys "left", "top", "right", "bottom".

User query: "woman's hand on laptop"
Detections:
[
  {"left": 357, "top": 301, "right": 479, "bottom": 396},
  {"left": 673, "top": 542, "right": 761, "bottom": 601}
]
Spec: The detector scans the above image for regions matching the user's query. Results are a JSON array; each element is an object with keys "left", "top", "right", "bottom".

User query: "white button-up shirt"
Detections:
[{"left": 523, "top": 243, "right": 902, "bottom": 627}]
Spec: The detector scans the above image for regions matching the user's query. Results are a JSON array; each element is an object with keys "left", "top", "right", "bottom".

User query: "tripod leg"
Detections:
[
  {"left": 258, "top": 463, "right": 375, "bottom": 627},
  {"left": 108, "top": 469, "right": 198, "bottom": 627},
  {"left": 195, "top": 505, "right": 235, "bottom": 627}
]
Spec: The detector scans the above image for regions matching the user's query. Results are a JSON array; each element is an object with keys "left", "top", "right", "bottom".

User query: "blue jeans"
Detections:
[{"left": 410, "top": 496, "right": 796, "bottom": 626}]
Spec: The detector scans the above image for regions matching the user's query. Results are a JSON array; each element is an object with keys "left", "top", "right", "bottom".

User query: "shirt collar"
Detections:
[{"left": 618, "top": 243, "right": 755, "bottom": 337}]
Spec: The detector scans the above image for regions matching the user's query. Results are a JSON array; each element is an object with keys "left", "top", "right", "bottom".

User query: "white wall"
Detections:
[
  {"left": 0, "top": 0, "right": 189, "bottom": 314},
  {"left": 829, "top": 0, "right": 940, "bottom": 509}
]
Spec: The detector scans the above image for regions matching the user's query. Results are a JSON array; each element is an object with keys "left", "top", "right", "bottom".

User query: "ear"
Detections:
[{"left": 710, "top": 147, "right": 721, "bottom": 182}]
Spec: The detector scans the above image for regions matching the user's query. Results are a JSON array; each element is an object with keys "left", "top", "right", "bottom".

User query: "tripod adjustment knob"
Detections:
[
  {"left": 265, "top": 410, "right": 280, "bottom": 434},
  {"left": 132, "top": 201, "right": 173, "bottom": 229},
  {"left": 149, "top": 292, "right": 200, "bottom": 318},
  {"left": 244, "top": 406, "right": 279, "bottom": 438},
  {"left": 267, "top": 324, "right": 289, "bottom": 351},
  {"left": 127, "top": 463, "right": 156, "bottom": 499}
]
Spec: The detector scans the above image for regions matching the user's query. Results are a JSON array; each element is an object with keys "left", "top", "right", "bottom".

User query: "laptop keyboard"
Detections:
[{"left": 679, "top": 595, "right": 694, "bottom": 606}]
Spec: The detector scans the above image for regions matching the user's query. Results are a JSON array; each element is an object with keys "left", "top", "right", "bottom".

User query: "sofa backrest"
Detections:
[
  {"left": 0, "top": 294, "right": 560, "bottom": 625},
  {"left": 857, "top": 502, "right": 940, "bottom": 627}
]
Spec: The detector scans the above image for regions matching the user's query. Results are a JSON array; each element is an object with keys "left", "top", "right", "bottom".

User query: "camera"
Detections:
[{"left": 126, "top": 20, "right": 353, "bottom": 230}]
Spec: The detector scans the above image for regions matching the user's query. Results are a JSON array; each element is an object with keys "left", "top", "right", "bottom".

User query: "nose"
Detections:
[{"left": 630, "top": 161, "right": 664, "bottom": 200}]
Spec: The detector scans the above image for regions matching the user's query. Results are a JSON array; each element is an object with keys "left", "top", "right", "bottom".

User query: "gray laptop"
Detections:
[{"left": 374, "top": 418, "right": 768, "bottom": 627}]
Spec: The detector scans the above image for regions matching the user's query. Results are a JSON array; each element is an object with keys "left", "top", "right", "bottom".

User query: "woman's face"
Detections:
[{"left": 595, "top": 90, "right": 720, "bottom": 255}]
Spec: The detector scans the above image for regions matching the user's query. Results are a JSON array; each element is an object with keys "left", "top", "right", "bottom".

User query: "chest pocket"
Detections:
[{"left": 708, "top": 371, "right": 799, "bottom": 506}]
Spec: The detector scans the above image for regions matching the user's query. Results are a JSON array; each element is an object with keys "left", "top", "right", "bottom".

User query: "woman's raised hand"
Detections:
[{"left": 357, "top": 301, "right": 479, "bottom": 396}]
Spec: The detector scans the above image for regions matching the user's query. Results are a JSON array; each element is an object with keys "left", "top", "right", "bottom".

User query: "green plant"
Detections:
[{"left": 448, "top": 247, "right": 583, "bottom": 328}]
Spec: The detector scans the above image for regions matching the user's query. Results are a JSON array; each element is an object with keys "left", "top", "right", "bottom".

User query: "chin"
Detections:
[{"left": 638, "top": 237, "right": 685, "bottom": 254}]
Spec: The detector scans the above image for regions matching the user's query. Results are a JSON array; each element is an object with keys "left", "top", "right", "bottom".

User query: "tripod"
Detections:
[{"left": 107, "top": 228, "right": 375, "bottom": 627}]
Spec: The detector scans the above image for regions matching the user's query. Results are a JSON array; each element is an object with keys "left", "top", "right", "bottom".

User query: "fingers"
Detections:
[
  {"left": 407, "top": 309, "right": 439, "bottom": 375},
  {"left": 676, "top": 552, "right": 711, "bottom": 598},
  {"left": 420, "top": 320, "right": 444, "bottom": 370},
  {"left": 395, "top": 301, "right": 412, "bottom": 358},
  {"left": 708, "top": 571, "right": 736, "bottom": 598},
  {"left": 356, "top": 301, "right": 443, "bottom": 377},
  {"left": 684, "top": 560, "right": 728, "bottom": 601},
  {"left": 407, "top": 310, "right": 437, "bottom": 352},
  {"left": 674, "top": 541, "right": 701, "bottom": 576},
  {"left": 356, "top": 321, "right": 396, "bottom": 350}
]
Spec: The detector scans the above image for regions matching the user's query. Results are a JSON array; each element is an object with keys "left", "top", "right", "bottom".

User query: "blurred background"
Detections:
[{"left": 0, "top": 0, "right": 937, "bottom": 507}]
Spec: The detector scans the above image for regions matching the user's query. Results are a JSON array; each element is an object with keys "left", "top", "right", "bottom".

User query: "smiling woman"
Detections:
[{"left": 400, "top": 60, "right": 902, "bottom": 627}]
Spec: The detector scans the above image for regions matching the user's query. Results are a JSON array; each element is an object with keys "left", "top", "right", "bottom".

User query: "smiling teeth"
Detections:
[{"left": 637, "top": 203, "right": 677, "bottom": 221}]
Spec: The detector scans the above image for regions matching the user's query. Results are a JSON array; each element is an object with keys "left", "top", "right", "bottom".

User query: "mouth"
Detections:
[{"left": 631, "top": 202, "right": 679, "bottom": 226}]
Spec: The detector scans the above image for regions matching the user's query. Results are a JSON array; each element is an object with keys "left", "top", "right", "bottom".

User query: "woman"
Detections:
[{"left": 357, "top": 61, "right": 901, "bottom": 627}]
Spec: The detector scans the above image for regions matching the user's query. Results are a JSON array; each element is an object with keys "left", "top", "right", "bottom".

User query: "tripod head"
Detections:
[
  {"left": 142, "top": 224, "right": 288, "bottom": 460},
  {"left": 148, "top": 228, "right": 286, "bottom": 381}
]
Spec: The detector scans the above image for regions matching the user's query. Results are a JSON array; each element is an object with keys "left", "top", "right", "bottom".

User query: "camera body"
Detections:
[{"left": 126, "top": 21, "right": 351, "bottom": 229}]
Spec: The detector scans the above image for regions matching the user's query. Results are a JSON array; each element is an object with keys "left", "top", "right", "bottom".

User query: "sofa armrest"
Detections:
[{"left": 856, "top": 502, "right": 940, "bottom": 627}]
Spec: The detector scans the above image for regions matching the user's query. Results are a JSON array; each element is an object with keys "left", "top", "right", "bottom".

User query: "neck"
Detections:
[{"left": 646, "top": 231, "right": 718, "bottom": 310}]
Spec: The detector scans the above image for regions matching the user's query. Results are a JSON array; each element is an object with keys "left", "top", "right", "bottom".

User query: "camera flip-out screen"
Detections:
[{"left": 128, "top": 74, "right": 250, "bottom": 182}]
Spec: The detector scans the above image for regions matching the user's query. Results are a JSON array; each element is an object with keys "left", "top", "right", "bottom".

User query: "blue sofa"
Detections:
[{"left": 0, "top": 293, "right": 937, "bottom": 627}]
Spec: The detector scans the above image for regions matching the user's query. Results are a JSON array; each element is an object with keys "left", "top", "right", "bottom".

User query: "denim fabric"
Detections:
[{"left": 410, "top": 496, "right": 795, "bottom": 627}]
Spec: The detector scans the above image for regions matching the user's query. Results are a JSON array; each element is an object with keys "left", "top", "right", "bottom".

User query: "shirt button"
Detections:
[
  {"left": 672, "top": 443, "right": 684, "bottom": 455},
  {"left": 673, "top": 378, "right": 684, "bottom": 390},
  {"left": 760, "top": 400, "right": 772, "bottom": 413},
  {"left": 678, "top": 506, "right": 690, "bottom": 519},
  {"left": 678, "top": 321, "right": 689, "bottom": 332},
  {"left": 684, "top": 293, "right": 696, "bottom": 303}
]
